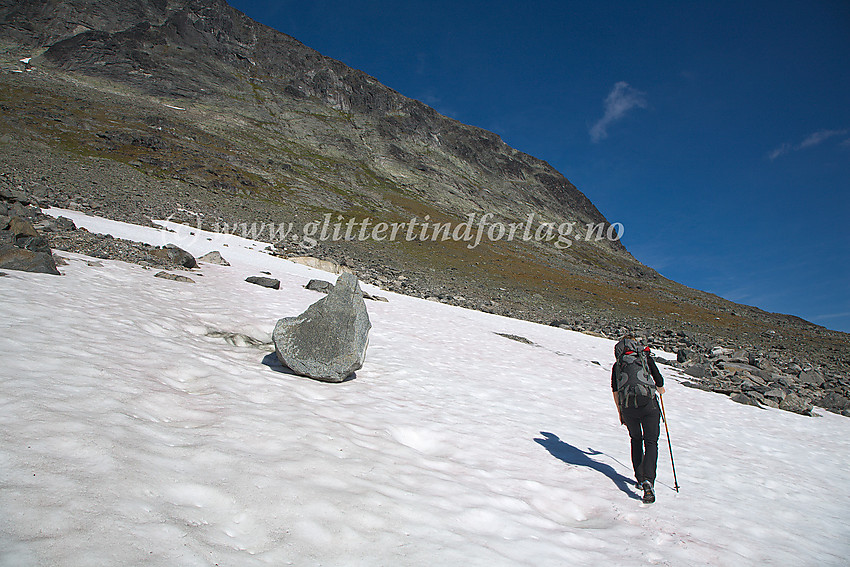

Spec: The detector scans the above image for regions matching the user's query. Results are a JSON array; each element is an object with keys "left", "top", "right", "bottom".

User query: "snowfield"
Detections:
[{"left": 1, "top": 210, "right": 848, "bottom": 566}]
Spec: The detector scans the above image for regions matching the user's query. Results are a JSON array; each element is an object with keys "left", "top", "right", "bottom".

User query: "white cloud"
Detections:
[
  {"left": 589, "top": 82, "right": 647, "bottom": 143},
  {"left": 767, "top": 143, "right": 792, "bottom": 161},
  {"left": 769, "top": 128, "right": 848, "bottom": 160},
  {"left": 798, "top": 129, "right": 847, "bottom": 148}
]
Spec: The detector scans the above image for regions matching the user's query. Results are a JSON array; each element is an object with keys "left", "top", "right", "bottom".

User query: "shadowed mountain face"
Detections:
[
  {"left": 1, "top": 0, "right": 848, "bottom": 386},
  {"left": 3, "top": 0, "right": 617, "bottom": 251}
]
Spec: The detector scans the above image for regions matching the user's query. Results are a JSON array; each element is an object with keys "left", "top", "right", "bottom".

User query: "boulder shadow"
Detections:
[
  {"left": 260, "top": 352, "right": 357, "bottom": 382},
  {"left": 534, "top": 431, "right": 640, "bottom": 500},
  {"left": 261, "top": 352, "right": 299, "bottom": 375}
]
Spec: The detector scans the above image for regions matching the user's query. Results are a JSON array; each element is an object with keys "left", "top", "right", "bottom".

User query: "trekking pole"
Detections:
[{"left": 659, "top": 394, "right": 680, "bottom": 492}]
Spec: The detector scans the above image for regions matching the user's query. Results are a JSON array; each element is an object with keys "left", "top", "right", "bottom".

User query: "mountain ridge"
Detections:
[{"left": 4, "top": 0, "right": 618, "bottom": 250}]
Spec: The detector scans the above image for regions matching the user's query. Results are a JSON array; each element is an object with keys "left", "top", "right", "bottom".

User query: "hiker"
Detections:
[{"left": 612, "top": 334, "right": 665, "bottom": 503}]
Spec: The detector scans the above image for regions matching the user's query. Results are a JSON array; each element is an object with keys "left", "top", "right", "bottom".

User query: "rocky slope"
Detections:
[
  {"left": 1, "top": 0, "right": 848, "bottom": 415},
  {"left": 1, "top": 0, "right": 619, "bottom": 252}
]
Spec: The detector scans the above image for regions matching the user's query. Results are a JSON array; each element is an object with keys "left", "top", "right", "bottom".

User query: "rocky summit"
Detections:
[{"left": 1, "top": 0, "right": 848, "bottom": 412}]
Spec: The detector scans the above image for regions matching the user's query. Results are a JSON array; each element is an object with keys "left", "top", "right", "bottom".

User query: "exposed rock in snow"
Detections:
[{"left": 273, "top": 272, "right": 371, "bottom": 382}]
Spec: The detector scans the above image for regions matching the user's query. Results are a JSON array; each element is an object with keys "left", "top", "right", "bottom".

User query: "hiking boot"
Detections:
[{"left": 641, "top": 481, "right": 655, "bottom": 503}]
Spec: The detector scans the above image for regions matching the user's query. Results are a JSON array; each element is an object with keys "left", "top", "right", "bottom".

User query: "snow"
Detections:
[{"left": 1, "top": 209, "right": 849, "bottom": 566}]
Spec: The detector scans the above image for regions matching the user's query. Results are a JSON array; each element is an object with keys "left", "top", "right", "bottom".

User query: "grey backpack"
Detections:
[{"left": 615, "top": 342, "right": 656, "bottom": 408}]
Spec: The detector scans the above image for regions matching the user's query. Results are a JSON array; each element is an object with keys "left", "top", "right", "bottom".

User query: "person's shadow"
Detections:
[{"left": 534, "top": 431, "right": 640, "bottom": 500}]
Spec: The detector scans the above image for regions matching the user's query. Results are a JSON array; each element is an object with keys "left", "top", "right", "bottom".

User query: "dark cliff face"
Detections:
[
  {"left": 2, "top": 0, "right": 619, "bottom": 253},
  {"left": 1, "top": 0, "right": 172, "bottom": 47}
]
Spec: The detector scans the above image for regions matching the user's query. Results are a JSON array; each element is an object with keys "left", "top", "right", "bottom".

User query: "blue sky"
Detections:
[{"left": 228, "top": 0, "right": 850, "bottom": 332}]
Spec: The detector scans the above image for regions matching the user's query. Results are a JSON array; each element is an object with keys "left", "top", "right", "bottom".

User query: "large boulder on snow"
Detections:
[
  {"left": 0, "top": 243, "right": 60, "bottom": 275},
  {"left": 150, "top": 244, "right": 197, "bottom": 268},
  {"left": 273, "top": 272, "right": 371, "bottom": 382},
  {"left": 0, "top": 216, "right": 60, "bottom": 275},
  {"left": 305, "top": 278, "right": 334, "bottom": 293},
  {"left": 246, "top": 276, "right": 280, "bottom": 289},
  {"left": 198, "top": 250, "right": 230, "bottom": 266}
]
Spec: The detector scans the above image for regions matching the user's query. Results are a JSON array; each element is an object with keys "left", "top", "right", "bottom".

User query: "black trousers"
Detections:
[{"left": 622, "top": 399, "right": 661, "bottom": 485}]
